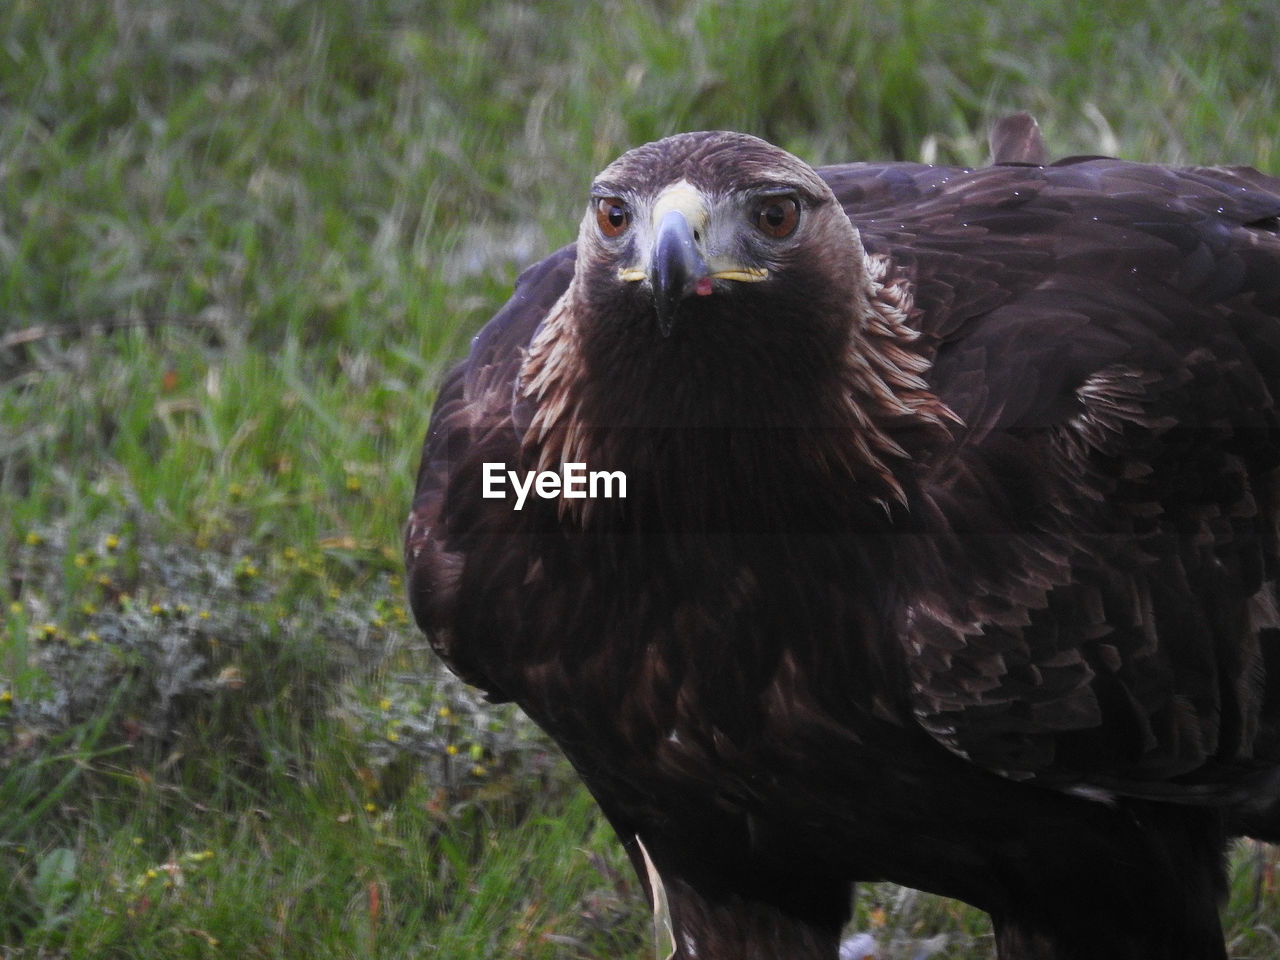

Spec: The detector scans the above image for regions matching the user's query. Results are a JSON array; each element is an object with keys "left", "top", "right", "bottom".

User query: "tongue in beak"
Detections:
[{"left": 649, "top": 209, "right": 711, "bottom": 337}]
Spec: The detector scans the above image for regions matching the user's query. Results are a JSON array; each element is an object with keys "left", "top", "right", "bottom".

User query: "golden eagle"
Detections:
[{"left": 406, "top": 119, "right": 1280, "bottom": 959}]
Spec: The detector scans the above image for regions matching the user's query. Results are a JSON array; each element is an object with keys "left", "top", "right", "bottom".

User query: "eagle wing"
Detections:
[
  {"left": 405, "top": 245, "right": 575, "bottom": 697},
  {"left": 832, "top": 156, "right": 1280, "bottom": 795}
]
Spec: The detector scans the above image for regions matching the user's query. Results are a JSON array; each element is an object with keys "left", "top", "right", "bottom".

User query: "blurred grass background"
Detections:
[{"left": 1, "top": 0, "right": 1278, "bottom": 956}]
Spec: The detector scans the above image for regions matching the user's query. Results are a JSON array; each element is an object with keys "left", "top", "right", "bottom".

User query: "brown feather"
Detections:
[
  {"left": 989, "top": 111, "right": 1047, "bottom": 166},
  {"left": 407, "top": 129, "right": 1280, "bottom": 959}
]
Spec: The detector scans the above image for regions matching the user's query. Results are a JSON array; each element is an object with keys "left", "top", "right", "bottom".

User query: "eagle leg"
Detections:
[{"left": 632, "top": 829, "right": 852, "bottom": 960}]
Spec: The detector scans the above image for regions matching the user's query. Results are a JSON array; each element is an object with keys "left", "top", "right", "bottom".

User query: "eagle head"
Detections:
[{"left": 576, "top": 131, "right": 869, "bottom": 339}]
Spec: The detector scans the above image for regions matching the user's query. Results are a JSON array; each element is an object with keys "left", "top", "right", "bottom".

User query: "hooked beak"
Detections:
[
  {"left": 615, "top": 182, "right": 770, "bottom": 335},
  {"left": 650, "top": 210, "right": 709, "bottom": 337}
]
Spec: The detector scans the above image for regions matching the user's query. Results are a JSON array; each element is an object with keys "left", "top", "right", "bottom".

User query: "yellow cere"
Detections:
[
  {"left": 615, "top": 181, "right": 770, "bottom": 285},
  {"left": 650, "top": 180, "right": 709, "bottom": 235}
]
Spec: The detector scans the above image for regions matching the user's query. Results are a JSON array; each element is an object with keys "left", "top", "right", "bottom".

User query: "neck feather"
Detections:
[{"left": 516, "top": 251, "right": 957, "bottom": 521}]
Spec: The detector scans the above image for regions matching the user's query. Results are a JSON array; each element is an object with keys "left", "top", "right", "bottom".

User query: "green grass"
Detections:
[{"left": 1, "top": 0, "right": 1279, "bottom": 956}]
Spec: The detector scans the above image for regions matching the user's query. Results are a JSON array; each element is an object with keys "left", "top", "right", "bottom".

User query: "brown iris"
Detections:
[
  {"left": 595, "top": 197, "right": 631, "bottom": 238},
  {"left": 754, "top": 195, "right": 800, "bottom": 238}
]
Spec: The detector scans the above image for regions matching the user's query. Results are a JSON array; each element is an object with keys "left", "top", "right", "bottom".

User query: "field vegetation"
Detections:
[{"left": 2, "top": 0, "right": 1278, "bottom": 956}]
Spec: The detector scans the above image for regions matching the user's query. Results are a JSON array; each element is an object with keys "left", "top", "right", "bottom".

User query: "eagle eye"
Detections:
[
  {"left": 753, "top": 195, "right": 800, "bottom": 239},
  {"left": 595, "top": 197, "right": 631, "bottom": 238}
]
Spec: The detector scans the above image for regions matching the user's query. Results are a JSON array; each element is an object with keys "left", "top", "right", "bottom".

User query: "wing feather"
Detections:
[
  {"left": 833, "top": 157, "right": 1280, "bottom": 792},
  {"left": 405, "top": 245, "right": 576, "bottom": 694}
]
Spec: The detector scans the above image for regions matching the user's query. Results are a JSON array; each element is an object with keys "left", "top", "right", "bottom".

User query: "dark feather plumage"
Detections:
[
  {"left": 406, "top": 122, "right": 1280, "bottom": 959},
  {"left": 988, "top": 111, "right": 1046, "bottom": 165}
]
